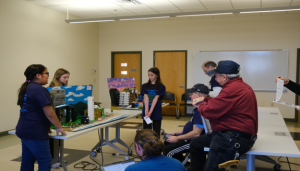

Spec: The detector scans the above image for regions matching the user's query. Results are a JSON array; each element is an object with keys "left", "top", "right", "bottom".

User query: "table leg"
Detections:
[
  {"left": 59, "top": 139, "right": 68, "bottom": 171},
  {"left": 52, "top": 139, "right": 59, "bottom": 164},
  {"left": 116, "top": 123, "right": 132, "bottom": 151},
  {"left": 104, "top": 127, "right": 128, "bottom": 156},
  {"left": 247, "top": 154, "right": 255, "bottom": 171}
]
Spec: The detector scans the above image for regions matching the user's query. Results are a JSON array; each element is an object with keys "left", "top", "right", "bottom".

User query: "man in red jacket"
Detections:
[{"left": 190, "top": 60, "right": 258, "bottom": 171}]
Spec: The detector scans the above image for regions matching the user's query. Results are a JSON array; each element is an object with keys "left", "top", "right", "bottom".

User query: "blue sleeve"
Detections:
[
  {"left": 140, "top": 84, "right": 147, "bottom": 95},
  {"left": 34, "top": 88, "right": 52, "bottom": 108},
  {"left": 156, "top": 84, "right": 166, "bottom": 96},
  {"left": 193, "top": 109, "right": 204, "bottom": 129},
  {"left": 125, "top": 165, "right": 134, "bottom": 171}
]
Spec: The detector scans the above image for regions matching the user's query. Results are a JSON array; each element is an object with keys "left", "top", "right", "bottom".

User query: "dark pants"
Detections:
[
  {"left": 190, "top": 132, "right": 256, "bottom": 171},
  {"left": 143, "top": 120, "right": 161, "bottom": 139},
  {"left": 21, "top": 139, "right": 52, "bottom": 171},
  {"left": 163, "top": 140, "right": 190, "bottom": 162}
]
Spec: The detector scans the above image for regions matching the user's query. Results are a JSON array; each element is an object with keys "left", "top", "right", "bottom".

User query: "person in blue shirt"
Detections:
[
  {"left": 125, "top": 129, "right": 186, "bottom": 171},
  {"left": 16, "top": 64, "right": 66, "bottom": 171},
  {"left": 202, "top": 61, "right": 222, "bottom": 97},
  {"left": 163, "top": 84, "right": 208, "bottom": 162},
  {"left": 141, "top": 67, "right": 166, "bottom": 138}
]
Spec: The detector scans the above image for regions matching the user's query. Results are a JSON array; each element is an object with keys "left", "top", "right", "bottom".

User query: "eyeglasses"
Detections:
[{"left": 41, "top": 72, "right": 49, "bottom": 76}]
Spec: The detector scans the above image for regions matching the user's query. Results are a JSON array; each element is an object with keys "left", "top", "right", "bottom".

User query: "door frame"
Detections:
[
  {"left": 111, "top": 51, "right": 142, "bottom": 89},
  {"left": 292, "top": 48, "right": 300, "bottom": 122},
  {"left": 153, "top": 50, "right": 188, "bottom": 116}
]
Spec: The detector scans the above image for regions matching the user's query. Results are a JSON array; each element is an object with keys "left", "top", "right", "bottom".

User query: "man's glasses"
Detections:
[{"left": 41, "top": 72, "right": 49, "bottom": 76}]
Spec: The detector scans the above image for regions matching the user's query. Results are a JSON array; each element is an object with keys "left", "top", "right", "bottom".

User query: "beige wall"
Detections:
[
  {"left": 0, "top": 0, "right": 99, "bottom": 132},
  {"left": 99, "top": 13, "right": 300, "bottom": 119}
]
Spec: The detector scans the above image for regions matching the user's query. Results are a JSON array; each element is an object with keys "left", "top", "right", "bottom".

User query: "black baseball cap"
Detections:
[
  {"left": 186, "top": 84, "right": 209, "bottom": 94},
  {"left": 206, "top": 60, "right": 240, "bottom": 75}
]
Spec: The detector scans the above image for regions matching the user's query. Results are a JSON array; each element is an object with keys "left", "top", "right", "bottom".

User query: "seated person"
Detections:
[
  {"left": 163, "top": 84, "right": 208, "bottom": 162},
  {"left": 125, "top": 129, "right": 186, "bottom": 171}
]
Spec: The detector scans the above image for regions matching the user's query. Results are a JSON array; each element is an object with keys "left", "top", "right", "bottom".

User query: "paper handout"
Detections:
[
  {"left": 273, "top": 78, "right": 300, "bottom": 108},
  {"left": 275, "top": 79, "right": 284, "bottom": 101}
]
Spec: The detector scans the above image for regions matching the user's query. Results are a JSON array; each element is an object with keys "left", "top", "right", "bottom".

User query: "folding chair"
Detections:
[
  {"left": 162, "top": 92, "right": 178, "bottom": 118},
  {"left": 178, "top": 93, "right": 193, "bottom": 117}
]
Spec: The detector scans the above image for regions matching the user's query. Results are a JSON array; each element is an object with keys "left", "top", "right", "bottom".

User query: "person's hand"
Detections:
[
  {"left": 145, "top": 111, "right": 152, "bottom": 118},
  {"left": 192, "top": 97, "right": 205, "bottom": 107},
  {"left": 275, "top": 76, "right": 289, "bottom": 85},
  {"left": 56, "top": 128, "right": 67, "bottom": 136},
  {"left": 167, "top": 136, "right": 179, "bottom": 143},
  {"left": 170, "top": 131, "right": 180, "bottom": 136},
  {"left": 297, "top": 107, "right": 300, "bottom": 111}
]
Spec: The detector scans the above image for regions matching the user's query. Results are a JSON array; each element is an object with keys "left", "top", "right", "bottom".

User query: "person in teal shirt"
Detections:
[{"left": 125, "top": 129, "right": 186, "bottom": 171}]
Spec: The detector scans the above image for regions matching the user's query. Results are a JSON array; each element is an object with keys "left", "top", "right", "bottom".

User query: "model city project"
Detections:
[{"left": 47, "top": 85, "right": 128, "bottom": 131}]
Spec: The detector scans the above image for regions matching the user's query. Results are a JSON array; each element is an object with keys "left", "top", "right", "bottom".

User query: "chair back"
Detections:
[
  {"left": 163, "top": 92, "right": 176, "bottom": 101},
  {"left": 201, "top": 116, "right": 213, "bottom": 134},
  {"left": 181, "top": 93, "right": 191, "bottom": 101}
]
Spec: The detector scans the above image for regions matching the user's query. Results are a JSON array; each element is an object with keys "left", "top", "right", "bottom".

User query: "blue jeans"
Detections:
[
  {"left": 21, "top": 139, "right": 52, "bottom": 171},
  {"left": 190, "top": 132, "right": 256, "bottom": 171}
]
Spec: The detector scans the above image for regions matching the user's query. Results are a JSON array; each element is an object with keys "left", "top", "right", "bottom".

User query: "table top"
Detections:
[
  {"left": 8, "top": 109, "right": 142, "bottom": 140},
  {"left": 120, "top": 103, "right": 169, "bottom": 110},
  {"left": 204, "top": 107, "right": 300, "bottom": 158},
  {"left": 247, "top": 107, "right": 300, "bottom": 157}
]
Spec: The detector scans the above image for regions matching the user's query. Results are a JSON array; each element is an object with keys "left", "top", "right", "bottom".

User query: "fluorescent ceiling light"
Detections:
[
  {"left": 241, "top": 9, "right": 300, "bottom": 14},
  {"left": 120, "top": 16, "right": 169, "bottom": 21},
  {"left": 177, "top": 13, "right": 233, "bottom": 17},
  {"left": 70, "top": 20, "right": 114, "bottom": 23}
]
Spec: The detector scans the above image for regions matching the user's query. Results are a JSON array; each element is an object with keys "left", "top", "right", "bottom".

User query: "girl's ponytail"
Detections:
[{"left": 17, "top": 64, "right": 46, "bottom": 107}]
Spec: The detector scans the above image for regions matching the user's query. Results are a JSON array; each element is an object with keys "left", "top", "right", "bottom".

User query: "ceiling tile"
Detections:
[
  {"left": 180, "top": 8, "right": 207, "bottom": 12},
  {"left": 139, "top": 0, "right": 176, "bottom": 10},
  {"left": 118, "top": 4, "right": 155, "bottom": 13},
  {"left": 262, "top": 0, "right": 291, "bottom": 7},
  {"left": 291, "top": 0, "right": 300, "bottom": 5},
  {"left": 133, "top": 11, "right": 159, "bottom": 15},
  {"left": 200, "top": 0, "right": 233, "bottom": 10},
  {"left": 155, "top": 9, "right": 182, "bottom": 13},
  {"left": 231, "top": 0, "right": 261, "bottom": 9}
]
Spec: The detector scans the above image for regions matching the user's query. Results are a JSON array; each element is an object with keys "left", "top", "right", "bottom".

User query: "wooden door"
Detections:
[
  {"left": 113, "top": 53, "right": 141, "bottom": 93},
  {"left": 155, "top": 51, "right": 186, "bottom": 116}
]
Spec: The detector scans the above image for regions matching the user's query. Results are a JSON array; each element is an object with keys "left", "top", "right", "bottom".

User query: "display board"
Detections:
[
  {"left": 47, "top": 85, "right": 93, "bottom": 105},
  {"left": 193, "top": 50, "right": 288, "bottom": 91}
]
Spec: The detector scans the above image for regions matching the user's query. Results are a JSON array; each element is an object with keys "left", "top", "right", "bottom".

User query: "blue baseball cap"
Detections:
[
  {"left": 206, "top": 60, "right": 240, "bottom": 75},
  {"left": 186, "top": 84, "right": 209, "bottom": 94}
]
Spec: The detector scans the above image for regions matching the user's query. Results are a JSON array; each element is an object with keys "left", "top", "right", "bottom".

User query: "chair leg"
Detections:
[
  {"left": 176, "top": 106, "right": 179, "bottom": 119},
  {"left": 177, "top": 104, "right": 181, "bottom": 119}
]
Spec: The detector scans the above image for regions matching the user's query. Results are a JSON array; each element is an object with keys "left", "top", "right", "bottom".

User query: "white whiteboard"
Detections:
[{"left": 194, "top": 50, "right": 288, "bottom": 91}]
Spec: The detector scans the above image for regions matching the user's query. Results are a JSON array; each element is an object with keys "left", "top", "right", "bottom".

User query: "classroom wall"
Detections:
[
  {"left": 0, "top": 0, "right": 99, "bottom": 132},
  {"left": 98, "top": 12, "right": 300, "bottom": 119}
]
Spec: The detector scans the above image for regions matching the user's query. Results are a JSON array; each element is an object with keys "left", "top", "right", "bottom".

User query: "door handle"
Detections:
[{"left": 179, "top": 84, "right": 184, "bottom": 88}]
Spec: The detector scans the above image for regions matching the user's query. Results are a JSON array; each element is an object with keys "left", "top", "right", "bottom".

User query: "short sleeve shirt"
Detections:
[
  {"left": 209, "top": 75, "right": 222, "bottom": 91},
  {"left": 182, "top": 108, "right": 205, "bottom": 135},
  {"left": 141, "top": 83, "right": 166, "bottom": 120},
  {"left": 16, "top": 82, "right": 52, "bottom": 140},
  {"left": 125, "top": 155, "right": 186, "bottom": 171}
]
